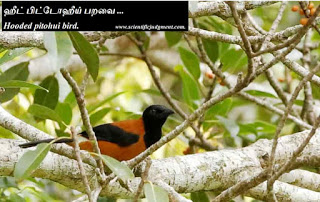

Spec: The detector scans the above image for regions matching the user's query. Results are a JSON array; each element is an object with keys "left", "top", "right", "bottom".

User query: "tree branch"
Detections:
[
  {"left": 60, "top": 68, "right": 105, "bottom": 175},
  {"left": 2, "top": 129, "right": 320, "bottom": 199}
]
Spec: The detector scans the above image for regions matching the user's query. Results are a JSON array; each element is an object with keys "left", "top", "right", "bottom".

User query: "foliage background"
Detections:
[{"left": 0, "top": 1, "right": 319, "bottom": 201}]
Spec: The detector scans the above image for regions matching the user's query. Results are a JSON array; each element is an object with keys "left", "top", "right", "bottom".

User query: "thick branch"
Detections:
[
  {"left": 0, "top": 105, "right": 96, "bottom": 167},
  {"left": 189, "top": 1, "right": 277, "bottom": 18},
  {"left": 1, "top": 129, "right": 320, "bottom": 200},
  {"left": 0, "top": 31, "right": 129, "bottom": 49}
]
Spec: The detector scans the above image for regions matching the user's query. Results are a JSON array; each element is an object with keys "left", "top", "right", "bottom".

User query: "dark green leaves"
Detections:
[
  {"left": 179, "top": 47, "right": 200, "bottom": 80},
  {"left": 165, "top": 32, "right": 182, "bottom": 47},
  {"left": 68, "top": 32, "right": 99, "bottom": 81},
  {"left": 176, "top": 65, "right": 200, "bottom": 110},
  {"left": 28, "top": 104, "right": 63, "bottom": 123},
  {"left": 0, "top": 62, "right": 29, "bottom": 102},
  {"left": 14, "top": 143, "right": 52, "bottom": 180},
  {"left": 203, "top": 98, "right": 233, "bottom": 132},
  {"left": 244, "top": 90, "right": 278, "bottom": 98},
  {"left": 43, "top": 32, "right": 73, "bottom": 70},
  {"left": 220, "top": 48, "right": 247, "bottom": 71},
  {"left": 191, "top": 192, "right": 210, "bottom": 202},
  {"left": 55, "top": 102, "right": 72, "bottom": 125},
  {"left": 240, "top": 121, "right": 276, "bottom": 137},
  {"left": 202, "top": 39, "right": 219, "bottom": 63},
  {"left": 34, "top": 75, "right": 59, "bottom": 110},
  {"left": 205, "top": 98, "right": 232, "bottom": 120},
  {"left": 30, "top": 75, "right": 63, "bottom": 123},
  {"left": 144, "top": 182, "right": 169, "bottom": 202}
]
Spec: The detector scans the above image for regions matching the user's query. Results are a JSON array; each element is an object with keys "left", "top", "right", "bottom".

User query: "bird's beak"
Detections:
[{"left": 166, "top": 109, "right": 174, "bottom": 116}]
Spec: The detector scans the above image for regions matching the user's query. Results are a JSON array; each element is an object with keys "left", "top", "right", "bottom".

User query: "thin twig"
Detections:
[
  {"left": 155, "top": 180, "right": 192, "bottom": 202},
  {"left": 227, "top": 2, "right": 253, "bottom": 57},
  {"left": 299, "top": 1, "right": 320, "bottom": 35},
  {"left": 127, "top": 76, "right": 246, "bottom": 168},
  {"left": 265, "top": 70, "right": 288, "bottom": 106},
  {"left": 183, "top": 34, "right": 201, "bottom": 57},
  {"left": 253, "top": 5, "right": 320, "bottom": 57},
  {"left": 191, "top": 18, "right": 221, "bottom": 130},
  {"left": 190, "top": 18, "right": 311, "bottom": 130},
  {"left": 301, "top": 30, "right": 315, "bottom": 125},
  {"left": 133, "top": 158, "right": 152, "bottom": 202},
  {"left": 264, "top": 67, "right": 300, "bottom": 119},
  {"left": 227, "top": 1, "right": 254, "bottom": 80},
  {"left": 80, "top": 71, "right": 90, "bottom": 94},
  {"left": 246, "top": 13, "right": 268, "bottom": 35},
  {"left": 129, "top": 34, "right": 215, "bottom": 150},
  {"left": 267, "top": 64, "right": 320, "bottom": 194},
  {"left": 71, "top": 126, "right": 93, "bottom": 202},
  {"left": 257, "top": 1, "right": 287, "bottom": 53},
  {"left": 212, "top": 170, "right": 269, "bottom": 202},
  {"left": 60, "top": 68, "right": 105, "bottom": 176},
  {"left": 237, "top": 92, "right": 311, "bottom": 129},
  {"left": 268, "top": 114, "right": 320, "bottom": 191}
]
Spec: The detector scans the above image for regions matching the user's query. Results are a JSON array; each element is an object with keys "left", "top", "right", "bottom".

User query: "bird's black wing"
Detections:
[{"left": 80, "top": 124, "right": 139, "bottom": 147}]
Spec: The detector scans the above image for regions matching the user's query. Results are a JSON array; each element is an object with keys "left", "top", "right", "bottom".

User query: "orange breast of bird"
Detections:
[{"left": 78, "top": 118, "right": 146, "bottom": 161}]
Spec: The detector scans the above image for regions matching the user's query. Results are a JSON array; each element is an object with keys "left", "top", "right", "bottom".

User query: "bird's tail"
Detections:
[{"left": 19, "top": 137, "right": 74, "bottom": 148}]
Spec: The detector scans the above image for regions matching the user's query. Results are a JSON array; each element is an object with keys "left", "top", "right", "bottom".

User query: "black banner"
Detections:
[{"left": 2, "top": 1, "right": 188, "bottom": 31}]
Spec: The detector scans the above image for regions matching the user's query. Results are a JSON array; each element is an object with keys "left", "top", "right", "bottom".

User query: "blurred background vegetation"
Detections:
[{"left": 0, "top": 1, "right": 320, "bottom": 201}]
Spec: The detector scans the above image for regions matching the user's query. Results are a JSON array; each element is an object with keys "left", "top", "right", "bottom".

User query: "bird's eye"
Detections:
[{"left": 151, "top": 109, "right": 157, "bottom": 113}]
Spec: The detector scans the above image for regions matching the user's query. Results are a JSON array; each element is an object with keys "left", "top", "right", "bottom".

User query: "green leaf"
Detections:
[
  {"left": 68, "top": 32, "right": 99, "bottom": 81},
  {"left": 165, "top": 32, "right": 182, "bottom": 47},
  {"left": 97, "top": 197, "right": 116, "bottom": 202},
  {"left": 90, "top": 107, "right": 111, "bottom": 126},
  {"left": 0, "top": 80, "right": 48, "bottom": 92},
  {"left": 177, "top": 65, "right": 200, "bottom": 110},
  {"left": 216, "top": 115, "right": 239, "bottom": 137},
  {"left": 143, "top": 182, "right": 169, "bottom": 202},
  {"left": 93, "top": 154, "right": 134, "bottom": 181},
  {"left": 0, "top": 47, "right": 7, "bottom": 55},
  {"left": 205, "top": 98, "right": 232, "bottom": 120},
  {"left": 248, "top": 121, "right": 276, "bottom": 134},
  {"left": 55, "top": 129, "right": 69, "bottom": 137},
  {"left": 64, "top": 91, "right": 77, "bottom": 108},
  {"left": 0, "top": 47, "right": 33, "bottom": 66},
  {"left": 0, "top": 126, "right": 15, "bottom": 139},
  {"left": 34, "top": 75, "right": 59, "bottom": 110},
  {"left": 178, "top": 47, "right": 200, "bottom": 80},
  {"left": 0, "top": 62, "right": 29, "bottom": 102},
  {"left": 202, "top": 39, "right": 219, "bottom": 63},
  {"left": 245, "top": 90, "right": 278, "bottom": 98},
  {"left": 239, "top": 123, "right": 258, "bottom": 136},
  {"left": 0, "top": 177, "right": 17, "bottom": 188},
  {"left": 294, "top": 99, "right": 304, "bottom": 106},
  {"left": 203, "top": 98, "right": 232, "bottom": 132},
  {"left": 88, "top": 92, "right": 126, "bottom": 113},
  {"left": 55, "top": 102, "right": 72, "bottom": 124},
  {"left": 43, "top": 32, "right": 73, "bottom": 70},
  {"left": 28, "top": 104, "right": 63, "bottom": 123},
  {"left": 14, "top": 143, "right": 52, "bottom": 180},
  {"left": 9, "top": 193, "right": 26, "bottom": 202},
  {"left": 191, "top": 192, "right": 210, "bottom": 202},
  {"left": 221, "top": 48, "right": 247, "bottom": 71}
]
